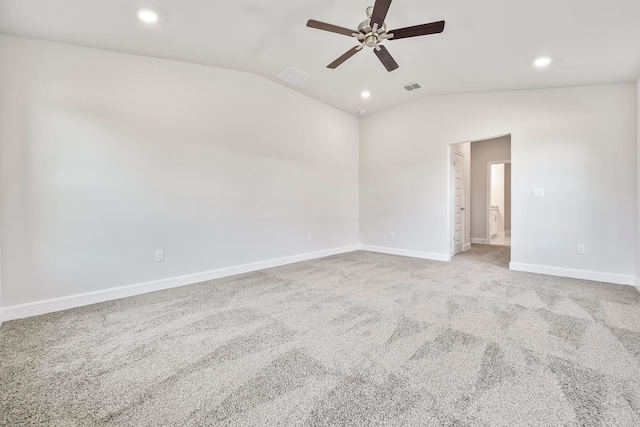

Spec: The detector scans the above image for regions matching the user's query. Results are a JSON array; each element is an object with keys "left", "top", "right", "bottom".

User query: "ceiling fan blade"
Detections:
[
  {"left": 374, "top": 45, "right": 399, "bottom": 72},
  {"left": 370, "top": 0, "right": 393, "bottom": 29},
  {"left": 327, "top": 46, "right": 362, "bottom": 69},
  {"left": 307, "top": 19, "right": 355, "bottom": 37},
  {"left": 388, "top": 21, "right": 445, "bottom": 40}
]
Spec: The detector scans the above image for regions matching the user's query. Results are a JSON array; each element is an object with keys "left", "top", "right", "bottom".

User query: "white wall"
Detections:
[
  {"left": 490, "top": 163, "right": 505, "bottom": 233},
  {"left": 0, "top": 35, "right": 359, "bottom": 309},
  {"left": 637, "top": 77, "right": 640, "bottom": 286},
  {"left": 470, "top": 136, "right": 511, "bottom": 242},
  {"left": 0, "top": 234, "right": 3, "bottom": 322},
  {"left": 504, "top": 163, "right": 512, "bottom": 233},
  {"left": 360, "top": 84, "right": 637, "bottom": 283}
]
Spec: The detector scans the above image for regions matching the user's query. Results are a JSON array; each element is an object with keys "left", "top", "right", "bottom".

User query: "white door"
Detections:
[{"left": 453, "top": 152, "right": 465, "bottom": 254}]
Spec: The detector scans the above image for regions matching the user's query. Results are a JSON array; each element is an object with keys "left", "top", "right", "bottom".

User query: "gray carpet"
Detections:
[{"left": 1, "top": 246, "right": 640, "bottom": 426}]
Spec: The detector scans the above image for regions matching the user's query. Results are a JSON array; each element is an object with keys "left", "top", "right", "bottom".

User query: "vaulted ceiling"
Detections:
[{"left": 1, "top": 0, "right": 639, "bottom": 115}]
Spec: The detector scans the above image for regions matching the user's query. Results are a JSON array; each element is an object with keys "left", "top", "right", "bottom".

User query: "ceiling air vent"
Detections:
[
  {"left": 276, "top": 67, "right": 311, "bottom": 85},
  {"left": 403, "top": 82, "right": 423, "bottom": 92}
]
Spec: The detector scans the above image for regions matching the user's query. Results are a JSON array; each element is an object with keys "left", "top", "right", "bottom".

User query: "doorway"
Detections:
[
  {"left": 488, "top": 161, "right": 511, "bottom": 247},
  {"left": 449, "top": 135, "right": 512, "bottom": 259}
]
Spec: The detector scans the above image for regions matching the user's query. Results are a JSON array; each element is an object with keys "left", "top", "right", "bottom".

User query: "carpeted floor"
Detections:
[{"left": 1, "top": 246, "right": 640, "bottom": 426}]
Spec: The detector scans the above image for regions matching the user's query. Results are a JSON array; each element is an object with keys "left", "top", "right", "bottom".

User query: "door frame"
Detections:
[
  {"left": 448, "top": 141, "right": 473, "bottom": 257},
  {"left": 452, "top": 150, "right": 465, "bottom": 255},
  {"left": 448, "top": 133, "right": 511, "bottom": 258}
]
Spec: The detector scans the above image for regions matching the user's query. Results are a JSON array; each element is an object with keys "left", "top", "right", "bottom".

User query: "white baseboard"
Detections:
[
  {"left": 3, "top": 246, "right": 632, "bottom": 325},
  {"left": 635, "top": 277, "right": 640, "bottom": 291},
  {"left": 509, "top": 262, "right": 635, "bottom": 286},
  {"left": 464, "top": 243, "right": 472, "bottom": 252},
  {"left": 359, "top": 245, "right": 451, "bottom": 262},
  {"left": 0, "top": 245, "right": 359, "bottom": 323},
  {"left": 471, "top": 238, "right": 488, "bottom": 245}
]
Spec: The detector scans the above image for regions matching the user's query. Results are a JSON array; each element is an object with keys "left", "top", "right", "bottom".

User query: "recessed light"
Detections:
[
  {"left": 361, "top": 91, "right": 371, "bottom": 98},
  {"left": 534, "top": 57, "right": 552, "bottom": 67},
  {"left": 136, "top": 8, "right": 158, "bottom": 23}
]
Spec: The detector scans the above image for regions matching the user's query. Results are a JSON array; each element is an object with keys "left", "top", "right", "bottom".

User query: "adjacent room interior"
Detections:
[
  {"left": 489, "top": 162, "right": 511, "bottom": 247},
  {"left": 1, "top": 0, "right": 640, "bottom": 425}
]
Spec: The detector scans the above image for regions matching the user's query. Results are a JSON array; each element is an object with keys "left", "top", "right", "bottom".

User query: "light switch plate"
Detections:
[{"left": 532, "top": 189, "right": 545, "bottom": 198}]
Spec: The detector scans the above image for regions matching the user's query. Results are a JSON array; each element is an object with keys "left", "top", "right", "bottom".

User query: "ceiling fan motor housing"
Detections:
[{"left": 357, "top": 11, "right": 389, "bottom": 48}]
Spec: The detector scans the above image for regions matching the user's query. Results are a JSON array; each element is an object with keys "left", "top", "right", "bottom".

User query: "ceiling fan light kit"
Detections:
[{"left": 306, "top": 0, "right": 445, "bottom": 72}]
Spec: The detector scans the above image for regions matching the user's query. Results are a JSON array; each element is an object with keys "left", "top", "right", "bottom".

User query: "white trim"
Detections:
[
  {"left": 463, "top": 243, "right": 472, "bottom": 252},
  {"left": 456, "top": 133, "right": 511, "bottom": 145},
  {"left": 471, "top": 238, "right": 488, "bottom": 245},
  {"left": 634, "top": 277, "right": 640, "bottom": 290},
  {"left": 509, "top": 262, "right": 634, "bottom": 286},
  {"left": 359, "top": 245, "right": 451, "bottom": 262},
  {"left": 0, "top": 245, "right": 359, "bottom": 323},
  {"left": 4, "top": 245, "right": 632, "bottom": 325}
]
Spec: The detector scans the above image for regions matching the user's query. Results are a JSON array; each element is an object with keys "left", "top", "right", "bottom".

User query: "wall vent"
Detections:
[
  {"left": 403, "top": 82, "right": 423, "bottom": 91},
  {"left": 276, "top": 67, "right": 311, "bottom": 85}
]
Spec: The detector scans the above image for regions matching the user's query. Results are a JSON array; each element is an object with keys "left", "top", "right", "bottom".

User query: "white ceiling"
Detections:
[{"left": 1, "top": 0, "right": 639, "bottom": 115}]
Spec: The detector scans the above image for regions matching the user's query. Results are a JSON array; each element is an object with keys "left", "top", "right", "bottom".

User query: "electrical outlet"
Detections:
[
  {"left": 576, "top": 244, "right": 585, "bottom": 254},
  {"left": 307, "top": 234, "right": 312, "bottom": 242},
  {"left": 390, "top": 231, "right": 395, "bottom": 239},
  {"left": 156, "top": 250, "right": 164, "bottom": 262}
]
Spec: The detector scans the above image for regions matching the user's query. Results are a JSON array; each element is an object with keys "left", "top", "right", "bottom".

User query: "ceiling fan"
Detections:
[{"left": 306, "top": 0, "right": 445, "bottom": 72}]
